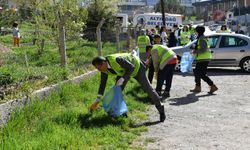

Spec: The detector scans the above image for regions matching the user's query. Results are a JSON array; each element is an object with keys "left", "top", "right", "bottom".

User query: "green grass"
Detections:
[
  {"left": 0, "top": 75, "right": 151, "bottom": 149},
  {"left": 0, "top": 26, "right": 119, "bottom": 102},
  {"left": 0, "top": 22, "right": 149, "bottom": 149}
]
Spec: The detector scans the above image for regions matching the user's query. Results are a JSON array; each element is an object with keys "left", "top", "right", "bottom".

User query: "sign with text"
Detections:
[{"left": 133, "top": 13, "right": 182, "bottom": 29}]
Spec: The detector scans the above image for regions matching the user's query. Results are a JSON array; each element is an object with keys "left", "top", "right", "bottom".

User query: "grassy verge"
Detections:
[
  {"left": 0, "top": 74, "right": 151, "bottom": 149},
  {"left": 0, "top": 30, "right": 118, "bottom": 102}
]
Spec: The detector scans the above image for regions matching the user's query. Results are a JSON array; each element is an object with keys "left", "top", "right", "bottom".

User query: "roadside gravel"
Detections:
[{"left": 133, "top": 68, "right": 250, "bottom": 150}]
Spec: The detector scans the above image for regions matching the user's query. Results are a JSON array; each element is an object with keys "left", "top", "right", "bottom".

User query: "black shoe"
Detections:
[
  {"left": 156, "top": 91, "right": 162, "bottom": 96},
  {"left": 162, "top": 92, "right": 170, "bottom": 98},
  {"left": 121, "top": 113, "right": 128, "bottom": 118},
  {"left": 160, "top": 112, "right": 166, "bottom": 122}
]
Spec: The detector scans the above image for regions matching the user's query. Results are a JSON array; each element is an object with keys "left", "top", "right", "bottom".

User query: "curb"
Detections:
[{"left": 0, "top": 70, "right": 97, "bottom": 126}]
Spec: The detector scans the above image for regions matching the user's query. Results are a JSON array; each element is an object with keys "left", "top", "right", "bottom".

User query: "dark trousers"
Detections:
[
  {"left": 139, "top": 52, "right": 147, "bottom": 62},
  {"left": 156, "top": 64, "right": 176, "bottom": 93},
  {"left": 118, "top": 62, "right": 164, "bottom": 113},
  {"left": 156, "top": 64, "right": 175, "bottom": 92},
  {"left": 194, "top": 61, "right": 214, "bottom": 86},
  {"left": 147, "top": 62, "right": 154, "bottom": 84}
]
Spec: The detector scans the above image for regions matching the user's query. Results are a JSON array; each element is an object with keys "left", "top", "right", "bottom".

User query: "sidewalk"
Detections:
[{"left": 133, "top": 69, "right": 250, "bottom": 150}]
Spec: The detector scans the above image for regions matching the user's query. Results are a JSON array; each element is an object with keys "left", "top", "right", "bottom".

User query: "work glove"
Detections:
[
  {"left": 116, "top": 77, "right": 124, "bottom": 86},
  {"left": 90, "top": 95, "right": 102, "bottom": 111},
  {"left": 90, "top": 101, "right": 99, "bottom": 111}
]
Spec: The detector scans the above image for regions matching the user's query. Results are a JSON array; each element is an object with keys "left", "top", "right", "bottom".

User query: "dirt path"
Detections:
[
  {"left": 0, "top": 43, "right": 11, "bottom": 53},
  {"left": 133, "top": 68, "right": 250, "bottom": 150}
]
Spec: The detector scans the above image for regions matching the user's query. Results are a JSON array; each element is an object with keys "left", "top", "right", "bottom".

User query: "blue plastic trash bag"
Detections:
[
  {"left": 180, "top": 52, "right": 194, "bottom": 73},
  {"left": 102, "top": 86, "right": 128, "bottom": 117}
]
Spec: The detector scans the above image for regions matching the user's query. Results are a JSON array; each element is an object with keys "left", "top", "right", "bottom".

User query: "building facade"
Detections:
[
  {"left": 179, "top": 0, "right": 196, "bottom": 15},
  {"left": 117, "top": 0, "right": 153, "bottom": 17},
  {"left": 193, "top": 0, "right": 250, "bottom": 21}
]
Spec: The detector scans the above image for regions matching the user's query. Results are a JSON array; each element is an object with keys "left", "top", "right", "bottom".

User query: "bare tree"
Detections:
[{"left": 12, "top": 0, "right": 87, "bottom": 67}]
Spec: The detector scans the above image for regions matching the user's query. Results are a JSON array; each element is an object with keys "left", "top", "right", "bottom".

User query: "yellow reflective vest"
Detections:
[
  {"left": 152, "top": 44, "right": 176, "bottom": 67},
  {"left": 106, "top": 53, "right": 140, "bottom": 77},
  {"left": 138, "top": 35, "right": 150, "bottom": 53},
  {"left": 195, "top": 38, "right": 212, "bottom": 61},
  {"left": 180, "top": 31, "right": 190, "bottom": 45}
]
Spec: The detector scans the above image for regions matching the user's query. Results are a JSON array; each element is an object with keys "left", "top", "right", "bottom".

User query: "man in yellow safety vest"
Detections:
[{"left": 90, "top": 53, "right": 166, "bottom": 122}]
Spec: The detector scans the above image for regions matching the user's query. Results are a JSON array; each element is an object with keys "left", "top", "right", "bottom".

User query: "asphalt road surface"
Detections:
[{"left": 133, "top": 67, "right": 250, "bottom": 150}]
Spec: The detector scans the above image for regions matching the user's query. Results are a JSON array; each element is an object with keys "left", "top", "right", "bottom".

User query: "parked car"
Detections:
[{"left": 172, "top": 33, "right": 250, "bottom": 73}]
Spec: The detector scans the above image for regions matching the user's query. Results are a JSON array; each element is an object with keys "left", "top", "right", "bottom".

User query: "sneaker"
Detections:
[
  {"left": 156, "top": 91, "right": 162, "bottom": 96},
  {"left": 121, "top": 113, "right": 128, "bottom": 118},
  {"left": 160, "top": 112, "right": 166, "bottom": 122}
]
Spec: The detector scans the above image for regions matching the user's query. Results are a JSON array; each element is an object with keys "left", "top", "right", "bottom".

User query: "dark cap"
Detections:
[{"left": 154, "top": 34, "right": 161, "bottom": 38}]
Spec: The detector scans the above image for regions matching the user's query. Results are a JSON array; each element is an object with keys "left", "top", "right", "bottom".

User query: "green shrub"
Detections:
[{"left": 0, "top": 71, "right": 14, "bottom": 86}]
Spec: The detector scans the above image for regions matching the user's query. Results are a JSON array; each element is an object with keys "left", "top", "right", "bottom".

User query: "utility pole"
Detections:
[
  {"left": 160, "top": 0, "right": 166, "bottom": 26},
  {"left": 238, "top": 0, "right": 241, "bottom": 16}
]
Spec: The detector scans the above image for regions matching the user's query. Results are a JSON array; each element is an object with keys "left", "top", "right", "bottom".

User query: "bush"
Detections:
[{"left": 0, "top": 72, "right": 14, "bottom": 86}]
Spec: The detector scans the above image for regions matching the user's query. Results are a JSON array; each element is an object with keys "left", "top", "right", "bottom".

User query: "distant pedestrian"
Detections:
[
  {"left": 168, "top": 32, "right": 177, "bottom": 48},
  {"left": 137, "top": 29, "right": 151, "bottom": 61},
  {"left": 173, "top": 24, "right": 181, "bottom": 46},
  {"left": 235, "top": 24, "right": 244, "bottom": 34},
  {"left": 190, "top": 26, "right": 218, "bottom": 94},
  {"left": 160, "top": 26, "right": 167, "bottom": 46},
  {"left": 188, "top": 23, "right": 196, "bottom": 41},
  {"left": 155, "top": 25, "right": 160, "bottom": 34},
  {"left": 147, "top": 29, "right": 154, "bottom": 45},
  {"left": 149, "top": 28, "right": 157, "bottom": 45},
  {"left": 216, "top": 24, "right": 231, "bottom": 33},
  {"left": 180, "top": 25, "right": 190, "bottom": 46},
  {"left": 12, "top": 22, "right": 20, "bottom": 47}
]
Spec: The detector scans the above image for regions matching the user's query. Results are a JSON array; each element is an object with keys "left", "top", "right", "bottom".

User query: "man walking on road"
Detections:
[{"left": 90, "top": 53, "right": 166, "bottom": 122}]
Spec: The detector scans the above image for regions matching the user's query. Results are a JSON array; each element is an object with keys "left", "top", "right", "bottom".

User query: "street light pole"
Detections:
[
  {"left": 160, "top": 0, "right": 166, "bottom": 26},
  {"left": 238, "top": 0, "right": 241, "bottom": 16}
]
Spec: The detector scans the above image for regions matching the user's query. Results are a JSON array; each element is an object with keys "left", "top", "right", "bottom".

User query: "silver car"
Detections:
[{"left": 172, "top": 33, "right": 250, "bottom": 73}]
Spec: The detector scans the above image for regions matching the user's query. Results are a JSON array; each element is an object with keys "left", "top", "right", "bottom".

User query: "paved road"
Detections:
[{"left": 133, "top": 68, "right": 250, "bottom": 150}]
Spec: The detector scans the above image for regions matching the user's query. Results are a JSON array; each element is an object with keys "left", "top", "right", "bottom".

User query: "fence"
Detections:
[
  {"left": 0, "top": 26, "right": 141, "bottom": 54},
  {"left": 0, "top": 23, "right": 143, "bottom": 100},
  {"left": 82, "top": 25, "right": 139, "bottom": 53}
]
